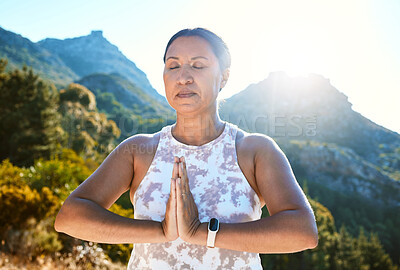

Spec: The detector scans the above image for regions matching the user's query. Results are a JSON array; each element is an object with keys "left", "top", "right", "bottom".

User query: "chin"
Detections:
[{"left": 174, "top": 106, "right": 200, "bottom": 115}]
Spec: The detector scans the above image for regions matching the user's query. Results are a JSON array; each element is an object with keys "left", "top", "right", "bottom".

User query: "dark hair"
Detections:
[{"left": 163, "top": 28, "right": 231, "bottom": 71}]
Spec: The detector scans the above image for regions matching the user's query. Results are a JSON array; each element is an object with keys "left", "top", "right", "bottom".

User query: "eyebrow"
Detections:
[{"left": 166, "top": 56, "right": 209, "bottom": 61}]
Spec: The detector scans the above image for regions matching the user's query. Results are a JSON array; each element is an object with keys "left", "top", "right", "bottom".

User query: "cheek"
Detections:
[
  {"left": 210, "top": 74, "right": 222, "bottom": 93},
  {"left": 163, "top": 73, "right": 174, "bottom": 91}
]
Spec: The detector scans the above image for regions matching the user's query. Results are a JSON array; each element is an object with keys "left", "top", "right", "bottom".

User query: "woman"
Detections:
[{"left": 55, "top": 28, "right": 318, "bottom": 269}]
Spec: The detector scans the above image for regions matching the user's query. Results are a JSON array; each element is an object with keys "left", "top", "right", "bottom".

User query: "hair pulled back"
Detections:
[{"left": 163, "top": 27, "right": 231, "bottom": 72}]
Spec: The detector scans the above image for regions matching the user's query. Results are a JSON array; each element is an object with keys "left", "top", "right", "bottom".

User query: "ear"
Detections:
[{"left": 220, "top": 68, "right": 230, "bottom": 89}]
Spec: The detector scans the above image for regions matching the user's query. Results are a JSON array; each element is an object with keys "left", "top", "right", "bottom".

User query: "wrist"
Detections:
[
  {"left": 160, "top": 219, "right": 177, "bottom": 242},
  {"left": 185, "top": 222, "right": 208, "bottom": 246},
  {"left": 160, "top": 219, "right": 168, "bottom": 241}
]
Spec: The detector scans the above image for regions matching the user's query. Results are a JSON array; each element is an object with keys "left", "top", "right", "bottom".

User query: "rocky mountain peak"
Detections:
[
  {"left": 36, "top": 30, "right": 165, "bottom": 102},
  {"left": 90, "top": 30, "right": 103, "bottom": 38}
]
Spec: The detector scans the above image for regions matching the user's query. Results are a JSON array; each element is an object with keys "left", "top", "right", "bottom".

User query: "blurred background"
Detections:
[{"left": 0, "top": 0, "right": 399, "bottom": 269}]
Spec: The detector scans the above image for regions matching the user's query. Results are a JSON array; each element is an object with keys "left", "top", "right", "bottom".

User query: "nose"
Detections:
[{"left": 177, "top": 65, "right": 193, "bottom": 85}]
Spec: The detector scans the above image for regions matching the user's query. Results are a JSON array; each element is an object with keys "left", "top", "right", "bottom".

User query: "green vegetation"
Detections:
[
  {"left": 260, "top": 198, "right": 398, "bottom": 270},
  {"left": 297, "top": 179, "right": 400, "bottom": 264},
  {"left": 59, "top": 83, "right": 120, "bottom": 161},
  {"left": 0, "top": 59, "right": 62, "bottom": 167},
  {"left": 95, "top": 89, "right": 174, "bottom": 143},
  {"left": 0, "top": 157, "right": 133, "bottom": 266},
  {"left": 78, "top": 73, "right": 176, "bottom": 142}
]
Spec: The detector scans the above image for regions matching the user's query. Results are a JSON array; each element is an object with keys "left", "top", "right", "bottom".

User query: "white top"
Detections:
[{"left": 127, "top": 121, "right": 263, "bottom": 269}]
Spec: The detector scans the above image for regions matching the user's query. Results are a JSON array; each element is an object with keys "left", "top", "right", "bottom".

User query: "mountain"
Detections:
[
  {"left": 77, "top": 73, "right": 173, "bottom": 117},
  {"left": 220, "top": 71, "right": 399, "bottom": 167},
  {"left": 0, "top": 26, "right": 77, "bottom": 86},
  {"left": 0, "top": 27, "right": 172, "bottom": 122},
  {"left": 37, "top": 30, "right": 165, "bottom": 102},
  {"left": 220, "top": 71, "right": 400, "bottom": 207}
]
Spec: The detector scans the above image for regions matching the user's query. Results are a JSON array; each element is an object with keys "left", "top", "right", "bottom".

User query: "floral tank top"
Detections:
[{"left": 127, "top": 121, "right": 263, "bottom": 269}]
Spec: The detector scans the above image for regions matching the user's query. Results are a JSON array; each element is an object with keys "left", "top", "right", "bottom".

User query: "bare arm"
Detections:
[
  {"left": 188, "top": 135, "right": 318, "bottom": 253},
  {"left": 54, "top": 136, "right": 167, "bottom": 244}
]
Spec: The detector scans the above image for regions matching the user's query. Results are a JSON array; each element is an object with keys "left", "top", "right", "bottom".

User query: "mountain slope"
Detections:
[
  {"left": 76, "top": 73, "right": 173, "bottom": 117},
  {"left": 37, "top": 30, "right": 165, "bottom": 102},
  {"left": 220, "top": 71, "right": 400, "bottom": 168},
  {"left": 283, "top": 140, "right": 400, "bottom": 207},
  {"left": 0, "top": 26, "right": 78, "bottom": 86},
  {"left": 220, "top": 71, "right": 400, "bottom": 208}
]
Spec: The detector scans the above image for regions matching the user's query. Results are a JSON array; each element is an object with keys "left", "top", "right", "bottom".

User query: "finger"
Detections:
[
  {"left": 172, "top": 157, "right": 179, "bottom": 179},
  {"left": 179, "top": 160, "right": 189, "bottom": 193},
  {"left": 178, "top": 157, "right": 183, "bottom": 177},
  {"left": 179, "top": 161, "right": 186, "bottom": 193},
  {"left": 176, "top": 177, "right": 183, "bottom": 212},
  {"left": 170, "top": 177, "right": 175, "bottom": 199},
  {"left": 170, "top": 178, "right": 176, "bottom": 213},
  {"left": 181, "top": 157, "right": 189, "bottom": 192},
  {"left": 166, "top": 178, "right": 173, "bottom": 211}
]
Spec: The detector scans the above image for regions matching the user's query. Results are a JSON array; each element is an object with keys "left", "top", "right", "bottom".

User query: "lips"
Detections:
[{"left": 176, "top": 90, "right": 196, "bottom": 98}]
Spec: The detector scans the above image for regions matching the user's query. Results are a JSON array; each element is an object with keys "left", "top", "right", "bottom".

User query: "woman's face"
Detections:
[{"left": 163, "top": 36, "right": 228, "bottom": 115}]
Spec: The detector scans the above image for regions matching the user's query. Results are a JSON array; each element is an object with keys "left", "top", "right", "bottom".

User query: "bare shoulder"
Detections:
[
  {"left": 236, "top": 128, "right": 310, "bottom": 217},
  {"left": 233, "top": 127, "right": 279, "bottom": 205},
  {"left": 122, "top": 130, "right": 161, "bottom": 159},
  {"left": 235, "top": 127, "right": 279, "bottom": 159}
]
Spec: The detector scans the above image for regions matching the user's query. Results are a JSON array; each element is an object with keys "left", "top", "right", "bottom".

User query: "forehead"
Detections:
[{"left": 165, "top": 36, "right": 217, "bottom": 61}]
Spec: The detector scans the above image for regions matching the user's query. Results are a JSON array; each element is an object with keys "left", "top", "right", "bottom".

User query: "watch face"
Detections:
[{"left": 209, "top": 218, "right": 219, "bottom": 231}]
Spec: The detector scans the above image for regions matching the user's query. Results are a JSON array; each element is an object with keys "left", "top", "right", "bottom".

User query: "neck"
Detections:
[{"left": 172, "top": 111, "right": 225, "bottom": 146}]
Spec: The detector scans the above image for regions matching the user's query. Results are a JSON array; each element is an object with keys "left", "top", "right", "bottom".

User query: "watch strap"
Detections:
[
  {"left": 207, "top": 230, "right": 217, "bottom": 248},
  {"left": 207, "top": 218, "right": 219, "bottom": 248}
]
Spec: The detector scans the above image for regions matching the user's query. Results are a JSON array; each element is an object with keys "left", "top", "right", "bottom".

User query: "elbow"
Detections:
[
  {"left": 54, "top": 211, "right": 64, "bottom": 233},
  {"left": 301, "top": 211, "right": 319, "bottom": 249},
  {"left": 298, "top": 230, "right": 318, "bottom": 251},
  {"left": 54, "top": 208, "right": 66, "bottom": 233},
  {"left": 54, "top": 200, "right": 72, "bottom": 233},
  {"left": 308, "top": 233, "right": 319, "bottom": 249},
  {"left": 306, "top": 219, "right": 319, "bottom": 249}
]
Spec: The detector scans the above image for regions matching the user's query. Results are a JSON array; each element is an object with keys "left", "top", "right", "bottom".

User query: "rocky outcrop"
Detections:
[{"left": 282, "top": 140, "right": 400, "bottom": 207}]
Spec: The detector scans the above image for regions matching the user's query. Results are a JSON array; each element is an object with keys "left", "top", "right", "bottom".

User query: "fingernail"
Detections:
[{"left": 177, "top": 178, "right": 181, "bottom": 184}]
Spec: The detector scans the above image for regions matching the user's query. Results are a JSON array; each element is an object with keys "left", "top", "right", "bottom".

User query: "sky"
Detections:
[{"left": 1, "top": 0, "right": 399, "bottom": 134}]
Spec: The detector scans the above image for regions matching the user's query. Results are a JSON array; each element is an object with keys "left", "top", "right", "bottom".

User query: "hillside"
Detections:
[
  {"left": 0, "top": 26, "right": 77, "bottom": 87},
  {"left": 77, "top": 73, "right": 172, "bottom": 117},
  {"left": 37, "top": 30, "right": 165, "bottom": 102},
  {"left": 0, "top": 27, "right": 174, "bottom": 137},
  {"left": 220, "top": 71, "right": 400, "bottom": 186}
]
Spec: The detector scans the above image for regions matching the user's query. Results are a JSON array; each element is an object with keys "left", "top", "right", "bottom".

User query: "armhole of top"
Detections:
[
  {"left": 130, "top": 129, "right": 164, "bottom": 205},
  {"left": 232, "top": 126, "right": 263, "bottom": 209}
]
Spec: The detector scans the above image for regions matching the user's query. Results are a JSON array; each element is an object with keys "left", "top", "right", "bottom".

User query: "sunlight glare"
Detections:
[{"left": 251, "top": 24, "right": 328, "bottom": 79}]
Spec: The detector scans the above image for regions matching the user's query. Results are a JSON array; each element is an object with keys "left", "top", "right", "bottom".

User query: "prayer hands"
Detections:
[
  {"left": 161, "top": 157, "right": 179, "bottom": 241},
  {"left": 161, "top": 156, "right": 202, "bottom": 243}
]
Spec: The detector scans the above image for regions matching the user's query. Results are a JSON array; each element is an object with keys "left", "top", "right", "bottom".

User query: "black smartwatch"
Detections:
[{"left": 207, "top": 218, "right": 219, "bottom": 248}]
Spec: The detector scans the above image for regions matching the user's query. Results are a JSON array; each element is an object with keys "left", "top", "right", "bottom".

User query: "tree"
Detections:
[
  {"left": 0, "top": 59, "right": 63, "bottom": 167},
  {"left": 335, "top": 224, "right": 359, "bottom": 270},
  {"left": 58, "top": 83, "right": 120, "bottom": 161},
  {"left": 356, "top": 227, "right": 397, "bottom": 270}
]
